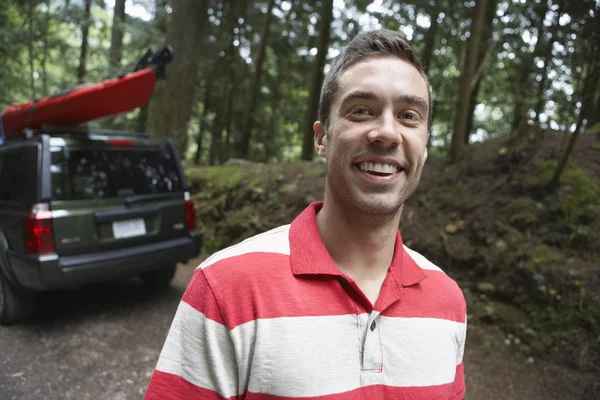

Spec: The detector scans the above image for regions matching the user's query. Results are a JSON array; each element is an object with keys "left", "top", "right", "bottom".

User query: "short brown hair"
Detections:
[{"left": 318, "top": 29, "right": 432, "bottom": 132}]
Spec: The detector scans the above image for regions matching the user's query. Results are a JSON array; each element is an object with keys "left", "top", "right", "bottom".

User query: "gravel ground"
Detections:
[{"left": 0, "top": 258, "right": 595, "bottom": 400}]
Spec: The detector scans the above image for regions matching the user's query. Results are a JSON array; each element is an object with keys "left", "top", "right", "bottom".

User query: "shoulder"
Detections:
[
  {"left": 187, "top": 225, "right": 294, "bottom": 329},
  {"left": 403, "top": 245, "right": 467, "bottom": 310},
  {"left": 196, "top": 224, "right": 292, "bottom": 291},
  {"left": 200, "top": 224, "right": 291, "bottom": 270}
]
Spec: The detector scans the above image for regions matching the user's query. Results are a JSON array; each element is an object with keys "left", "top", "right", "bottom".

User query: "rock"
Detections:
[
  {"left": 477, "top": 282, "right": 496, "bottom": 293},
  {"left": 110, "top": 391, "right": 127, "bottom": 400},
  {"left": 495, "top": 239, "right": 507, "bottom": 252},
  {"left": 445, "top": 224, "right": 457, "bottom": 234}
]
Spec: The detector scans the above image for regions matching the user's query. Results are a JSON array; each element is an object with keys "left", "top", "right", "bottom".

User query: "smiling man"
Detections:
[{"left": 144, "top": 29, "right": 467, "bottom": 400}]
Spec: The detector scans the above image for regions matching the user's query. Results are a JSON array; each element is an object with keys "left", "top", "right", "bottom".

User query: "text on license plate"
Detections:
[{"left": 112, "top": 218, "right": 146, "bottom": 239}]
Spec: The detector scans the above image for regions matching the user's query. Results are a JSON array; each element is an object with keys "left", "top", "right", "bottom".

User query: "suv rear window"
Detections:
[
  {"left": 0, "top": 145, "right": 38, "bottom": 204},
  {"left": 50, "top": 145, "right": 183, "bottom": 201}
]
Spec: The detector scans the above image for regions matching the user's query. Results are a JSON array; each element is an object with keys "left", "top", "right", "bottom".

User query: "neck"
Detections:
[{"left": 316, "top": 195, "right": 402, "bottom": 280}]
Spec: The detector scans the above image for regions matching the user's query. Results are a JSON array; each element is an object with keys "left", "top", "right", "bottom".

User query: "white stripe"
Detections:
[
  {"left": 375, "top": 316, "right": 464, "bottom": 386},
  {"left": 404, "top": 245, "right": 444, "bottom": 272},
  {"left": 233, "top": 315, "right": 362, "bottom": 397},
  {"left": 230, "top": 315, "right": 465, "bottom": 397},
  {"left": 199, "top": 225, "right": 290, "bottom": 269},
  {"left": 155, "top": 302, "right": 240, "bottom": 398}
]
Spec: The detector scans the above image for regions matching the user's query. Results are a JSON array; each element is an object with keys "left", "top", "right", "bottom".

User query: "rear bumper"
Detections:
[{"left": 7, "top": 231, "right": 202, "bottom": 291}]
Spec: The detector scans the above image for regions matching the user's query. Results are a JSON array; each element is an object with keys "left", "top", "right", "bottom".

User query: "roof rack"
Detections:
[{"left": 39, "top": 124, "right": 151, "bottom": 139}]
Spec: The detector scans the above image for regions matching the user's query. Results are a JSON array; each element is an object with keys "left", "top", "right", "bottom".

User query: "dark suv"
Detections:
[{"left": 0, "top": 126, "right": 202, "bottom": 325}]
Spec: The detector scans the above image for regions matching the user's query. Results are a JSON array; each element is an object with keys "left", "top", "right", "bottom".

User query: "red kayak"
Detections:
[{"left": 1, "top": 46, "right": 173, "bottom": 140}]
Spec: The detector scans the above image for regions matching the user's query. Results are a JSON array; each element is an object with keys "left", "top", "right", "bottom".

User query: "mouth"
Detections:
[{"left": 356, "top": 161, "right": 402, "bottom": 177}]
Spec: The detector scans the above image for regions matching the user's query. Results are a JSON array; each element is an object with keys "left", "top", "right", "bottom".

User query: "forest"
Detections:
[
  {"left": 2, "top": 0, "right": 598, "bottom": 167},
  {"left": 1, "top": 0, "right": 600, "bottom": 398}
]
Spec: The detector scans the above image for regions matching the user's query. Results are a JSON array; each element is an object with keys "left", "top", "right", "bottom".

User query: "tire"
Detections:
[
  {"left": 0, "top": 269, "right": 35, "bottom": 326},
  {"left": 139, "top": 264, "right": 176, "bottom": 291}
]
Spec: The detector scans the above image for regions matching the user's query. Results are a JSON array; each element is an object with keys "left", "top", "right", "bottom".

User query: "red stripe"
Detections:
[
  {"left": 181, "top": 268, "right": 225, "bottom": 324},
  {"left": 143, "top": 365, "right": 465, "bottom": 400},
  {"left": 382, "top": 268, "right": 467, "bottom": 322},
  {"left": 451, "top": 363, "right": 466, "bottom": 400},
  {"left": 193, "top": 252, "right": 465, "bottom": 329},
  {"left": 144, "top": 366, "right": 465, "bottom": 399},
  {"left": 143, "top": 370, "right": 234, "bottom": 400},
  {"left": 244, "top": 376, "right": 465, "bottom": 399}
]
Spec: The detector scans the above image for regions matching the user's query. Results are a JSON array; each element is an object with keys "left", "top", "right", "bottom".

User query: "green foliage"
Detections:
[
  {"left": 185, "top": 161, "right": 324, "bottom": 254},
  {"left": 503, "top": 197, "right": 539, "bottom": 230}
]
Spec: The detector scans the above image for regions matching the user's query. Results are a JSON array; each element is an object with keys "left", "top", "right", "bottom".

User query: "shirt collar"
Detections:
[{"left": 289, "top": 201, "right": 426, "bottom": 287}]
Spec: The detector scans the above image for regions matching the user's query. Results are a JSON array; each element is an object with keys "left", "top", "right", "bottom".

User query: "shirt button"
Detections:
[{"left": 370, "top": 320, "right": 377, "bottom": 331}]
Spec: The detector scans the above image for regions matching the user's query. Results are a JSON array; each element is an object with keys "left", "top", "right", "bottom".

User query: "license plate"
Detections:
[{"left": 112, "top": 218, "right": 146, "bottom": 239}]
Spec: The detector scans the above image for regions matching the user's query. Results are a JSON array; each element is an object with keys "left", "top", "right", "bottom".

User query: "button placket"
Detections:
[{"left": 362, "top": 311, "right": 382, "bottom": 373}]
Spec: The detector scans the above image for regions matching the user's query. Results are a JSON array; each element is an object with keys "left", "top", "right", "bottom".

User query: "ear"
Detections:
[
  {"left": 422, "top": 146, "right": 428, "bottom": 166},
  {"left": 314, "top": 121, "right": 327, "bottom": 158}
]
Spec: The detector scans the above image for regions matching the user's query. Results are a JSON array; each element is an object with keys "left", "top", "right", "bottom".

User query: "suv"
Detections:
[{"left": 0, "top": 126, "right": 202, "bottom": 325}]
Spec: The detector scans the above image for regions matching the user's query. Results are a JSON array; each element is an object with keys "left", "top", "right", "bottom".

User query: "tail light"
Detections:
[
  {"left": 25, "top": 203, "right": 55, "bottom": 254},
  {"left": 184, "top": 192, "right": 196, "bottom": 230}
]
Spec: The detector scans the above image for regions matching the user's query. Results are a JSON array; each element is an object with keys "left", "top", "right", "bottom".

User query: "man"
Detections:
[{"left": 144, "top": 29, "right": 467, "bottom": 400}]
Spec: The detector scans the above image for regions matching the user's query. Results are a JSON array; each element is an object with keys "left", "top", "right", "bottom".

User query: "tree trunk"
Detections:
[
  {"left": 146, "top": 0, "right": 208, "bottom": 157},
  {"left": 465, "top": 76, "right": 482, "bottom": 145},
  {"left": 533, "top": 0, "right": 565, "bottom": 124},
  {"left": 237, "top": 0, "right": 276, "bottom": 159},
  {"left": 193, "top": 83, "right": 212, "bottom": 165},
  {"left": 549, "top": 44, "right": 599, "bottom": 188},
  {"left": 136, "top": 0, "right": 169, "bottom": 133},
  {"left": 449, "top": 0, "right": 489, "bottom": 163},
  {"left": 301, "top": 0, "right": 334, "bottom": 161},
  {"left": 464, "top": 0, "right": 497, "bottom": 144},
  {"left": 266, "top": 54, "right": 283, "bottom": 162},
  {"left": 41, "top": 0, "right": 51, "bottom": 97},
  {"left": 28, "top": 0, "right": 36, "bottom": 99},
  {"left": 154, "top": 0, "right": 169, "bottom": 32},
  {"left": 421, "top": 0, "right": 442, "bottom": 75},
  {"left": 77, "top": 0, "right": 92, "bottom": 84},
  {"left": 511, "top": 0, "right": 549, "bottom": 133},
  {"left": 205, "top": 1, "right": 239, "bottom": 164},
  {"left": 109, "top": 0, "right": 126, "bottom": 75},
  {"left": 222, "top": 59, "right": 237, "bottom": 163}
]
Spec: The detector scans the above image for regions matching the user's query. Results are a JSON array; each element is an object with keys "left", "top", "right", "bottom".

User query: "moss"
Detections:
[
  {"left": 555, "top": 166, "right": 600, "bottom": 226},
  {"left": 503, "top": 197, "right": 539, "bottom": 230},
  {"left": 439, "top": 184, "right": 468, "bottom": 209}
]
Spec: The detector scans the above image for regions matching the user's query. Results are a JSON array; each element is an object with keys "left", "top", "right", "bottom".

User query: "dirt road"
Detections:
[{"left": 0, "top": 259, "right": 594, "bottom": 400}]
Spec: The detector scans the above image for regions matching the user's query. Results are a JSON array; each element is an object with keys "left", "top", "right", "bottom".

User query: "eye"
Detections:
[
  {"left": 399, "top": 111, "right": 421, "bottom": 124},
  {"left": 348, "top": 106, "right": 372, "bottom": 117}
]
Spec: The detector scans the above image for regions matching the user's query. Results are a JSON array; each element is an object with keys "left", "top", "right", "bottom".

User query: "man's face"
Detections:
[{"left": 315, "top": 56, "right": 430, "bottom": 216}]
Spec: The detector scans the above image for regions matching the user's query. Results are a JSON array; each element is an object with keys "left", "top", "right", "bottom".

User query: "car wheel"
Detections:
[
  {"left": 139, "top": 264, "right": 176, "bottom": 291},
  {"left": 0, "top": 270, "right": 34, "bottom": 326}
]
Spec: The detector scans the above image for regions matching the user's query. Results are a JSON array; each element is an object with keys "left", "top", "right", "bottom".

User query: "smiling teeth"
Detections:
[{"left": 359, "top": 162, "right": 398, "bottom": 174}]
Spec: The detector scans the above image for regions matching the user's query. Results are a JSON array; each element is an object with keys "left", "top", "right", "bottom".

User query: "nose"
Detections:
[{"left": 367, "top": 109, "right": 401, "bottom": 147}]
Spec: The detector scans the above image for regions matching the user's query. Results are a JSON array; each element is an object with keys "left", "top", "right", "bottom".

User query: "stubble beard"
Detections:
[{"left": 326, "top": 161, "right": 410, "bottom": 219}]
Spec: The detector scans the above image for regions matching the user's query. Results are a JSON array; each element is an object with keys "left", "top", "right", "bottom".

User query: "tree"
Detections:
[
  {"left": 449, "top": 0, "right": 489, "bottom": 163},
  {"left": 421, "top": 0, "right": 443, "bottom": 75},
  {"left": 108, "top": 0, "right": 126, "bottom": 75},
  {"left": 464, "top": 0, "right": 498, "bottom": 144},
  {"left": 146, "top": 0, "right": 208, "bottom": 157},
  {"left": 301, "top": 0, "right": 334, "bottom": 161},
  {"left": 237, "top": 0, "right": 276, "bottom": 159},
  {"left": 76, "top": 0, "right": 93, "bottom": 84}
]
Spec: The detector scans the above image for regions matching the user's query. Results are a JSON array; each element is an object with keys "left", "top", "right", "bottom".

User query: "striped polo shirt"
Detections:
[{"left": 144, "top": 201, "right": 467, "bottom": 400}]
